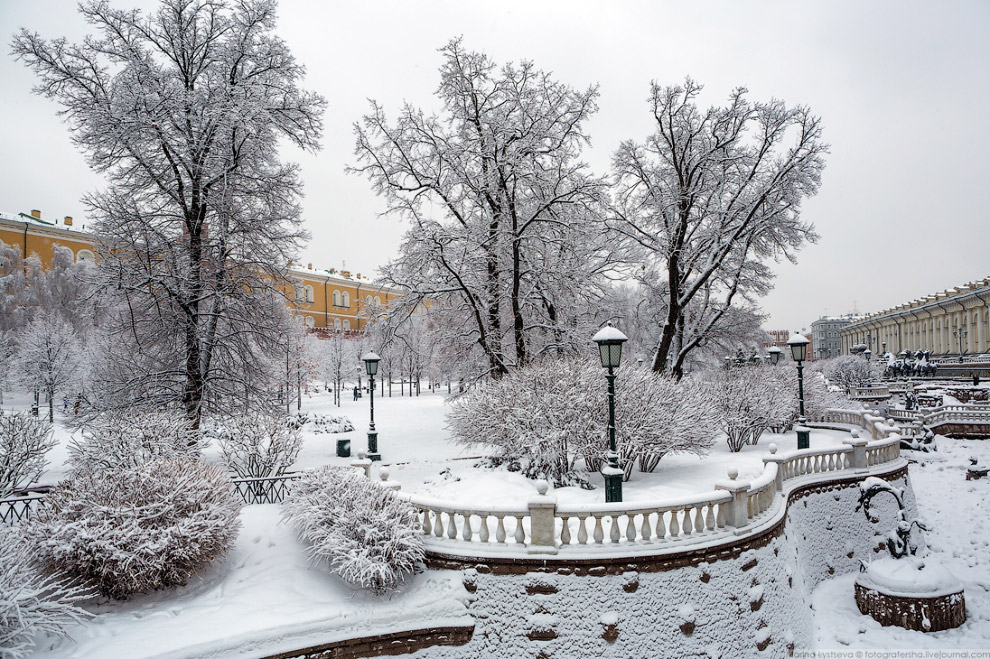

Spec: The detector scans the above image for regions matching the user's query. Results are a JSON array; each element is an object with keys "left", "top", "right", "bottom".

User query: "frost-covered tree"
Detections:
[
  {"left": 213, "top": 411, "right": 303, "bottom": 478},
  {"left": 0, "top": 413, "right": 56, "bottom": 496},
  {"left": 708, "top": 366, "right": 795, "bottom": 451},
  {"left": 0, "top": 527, "right": 91, "bottom": 659},
  {"left": 12, "top": 311, "right": 81, "bottom": 422},
  {"left": 25, "top": 458, "right": 241, "bottom": 600},
  {"left": 447, "top": 357, "right": 716, "bottom": 485},
  {"left": 351, "top": 39, "right": 618, "bottom": 378},
  {"left": 823, "top": 355, "right": 880, "bottom": 393},
  {"left": 67, "top": 408, "right": 197, "bottom": 473},
  {"left": 281, "top": 466, "right": 423, "bottom": 593},
  {"left": 13, "top": 0, "right": 326, "bottom": 429},
  {"left": 612, "top": 79, "right": 827, "bottom": 378}
]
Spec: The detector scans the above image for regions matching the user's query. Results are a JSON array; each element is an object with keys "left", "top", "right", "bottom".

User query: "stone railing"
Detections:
[
  {"left": 395, "top": 435, "right": 902, "bottom": 559},
  {"left": 851, "top": 385, "right": 891, "bottom": 400},
  {"left": 887, "top": 408, "right": 921, "bottom": 422},
  {"left": 922, "top": 404, "right": 990, "bottom": 426},
  {"left": 821, "top": 408, "right": 896, "bottom": 440}
]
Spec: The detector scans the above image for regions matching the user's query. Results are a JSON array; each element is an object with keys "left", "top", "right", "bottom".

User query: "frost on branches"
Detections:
[
  {"left": 0, "top": 527, "right": 91, "bottom": 659},
  {"left": 25, "top": 459, "right": 242, "bottom": 600},
  {"left": 281, "top": 466, "right": 424, "bottom": 594},
  {"left": 66, "top": 408, "right": 198, "bottom": 473},
  {"left": 823, "top": 355, "right": 881, "bottom": 393},
  {"left": 212, "top": 412, "right": 304, "bottom": 478},
  {"left": 447, "top": 358, "right": 716, "bottom": 485},
  {"left": 0, "top": 412, "right": 56, "bottom": 496}
]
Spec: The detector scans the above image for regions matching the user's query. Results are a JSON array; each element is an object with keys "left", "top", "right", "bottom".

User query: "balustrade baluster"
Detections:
[
  {"left": 434, "top": 512, "right": 445, "bottom": 538},
  {"left": 461, "top": 514, "right": 472, "bottom": 541},
  {"left": 560, "top": 516, "right": 571, "bottom": 545},
  {"left": 680, "top": 509, "right": 692, "bottom": 535},
  {"left": 716, "top": 503, "right": 726, "bottom": 528},
  {"left": 610, "top": 515, "right": 621, "bottom": 543},
  {"left": 640, "top": 512, "right": 652, "bottom": 541},
  {"left": 655, "top": 511, "right": 667, "bottom": 539},
  {"left": 694, "top": 507, "right": 704, "bottom": 534},
  {"left": 593, "top": 515, "right": 604, "bottom": 543},
  {"left": 578, "top": 515, "right": 589, "bottom": 544},
  {"left": 479, "top": 515, "right": 489, "bottom": 543},
  {"left": 514, "top": 515, "right": 525, "bottom": 544},
  {"left": 447, "top": 512, "right": 458, "bottom": 539},
  {"left": 705, "top": 504, "right": 715, "bottom": 531},
  {"left": 496, "top": 515, "right": 506, "bottom": 543},
  {"left": 626, "top": 514, "right": 637, "bottom": 542},
  {"left": 669, "top": 510, "right": 680, "bottom": 537},
  {"left": 422, "top": 509, "right": 432, "bottom": 535}
]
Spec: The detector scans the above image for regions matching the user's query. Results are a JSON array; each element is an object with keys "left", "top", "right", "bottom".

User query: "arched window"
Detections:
[
  {"left": 305, "top": 285, "right": 315, "bottom": 303},
  {"left": 332, "top": 290, "right": 341, "bottom": 306},
  {"left": 374, "top": 296, "right": 381, "bottom": 305},
  {"left": 342, "top": 320, "right": 350, "bottom": 330},
  {"left": 342, "top": 291, "right": 350, "bottom": 307},
  {"left": 333, "top": 318, "right": 341, "bottom": 329},
  {"left": 365, "top": 295, "right": 373, "bottom": 305},
  {"left": 76, "top": 249, "right": 95, "bottom": 265},
  {"left": 304, "top": 316, "right": 315, "bottom": 328}
]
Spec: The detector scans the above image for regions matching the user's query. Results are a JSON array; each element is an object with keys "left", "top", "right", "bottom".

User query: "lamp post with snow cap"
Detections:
[
  {"left": 362, "top": 352, "right": 382, "bottom": 461},
  {"left": 787, "top": 333, "right": 811, "bottom": 450},
  {"left": 592, "top": 322, "right": 628, "bottom": 503},
  {"left": 768, "top": 346, "right": 782, "bottom": 366}
]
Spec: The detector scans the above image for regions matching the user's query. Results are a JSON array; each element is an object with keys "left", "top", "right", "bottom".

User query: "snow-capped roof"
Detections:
[{"left": 592, "top": 324, "right": 628, "bottom": 343}]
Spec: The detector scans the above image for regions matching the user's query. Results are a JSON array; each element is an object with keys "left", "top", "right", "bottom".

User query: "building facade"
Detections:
[
  {"left": 839, "top": 278, "right": 990, "bottom": 357},
  {"left": 763, "top": 329, "right": 814, "bottom": 361},
  {"left": 810, "top": 315, "right": 860, "bottom": 361},
  {"left": 1, "top": 208, "right": 398, "bottom": 332}
]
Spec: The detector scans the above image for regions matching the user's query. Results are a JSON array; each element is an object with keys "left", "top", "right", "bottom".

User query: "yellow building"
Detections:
[{"left": 1, "top": 208, "right": 398, "bottom": 331}]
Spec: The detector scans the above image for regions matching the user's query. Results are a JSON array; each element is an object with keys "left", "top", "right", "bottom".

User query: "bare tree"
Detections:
[
  {"left": 351, "top": 39, "right": 614, "bottom": 378},
  {"left": 12, "top": 311, "right": 81, "bottom": 422},
  {"left": 13, "top": 0, "right": 326, "bottom": 429},
  {"left": 612, "top": 79, "right": 827, "bottom": 378}
]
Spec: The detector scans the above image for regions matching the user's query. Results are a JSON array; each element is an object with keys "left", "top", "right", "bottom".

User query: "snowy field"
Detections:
[{"left": 15, "top": 388, "right": 853, "bottom": 505}]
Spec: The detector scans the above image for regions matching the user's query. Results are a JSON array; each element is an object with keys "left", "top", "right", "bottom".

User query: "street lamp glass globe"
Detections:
[
  {"left": 767, "top": 346, "right": 782, "bottom": 365},
  {"left": 592, "top": 322, "right": 628, "bottom": 369},
  {"left": 786, "top": 333, "right": 809, "bottom": 362},
  {"left": 362, "top": 351, "right": 381, "bottom": 376}
]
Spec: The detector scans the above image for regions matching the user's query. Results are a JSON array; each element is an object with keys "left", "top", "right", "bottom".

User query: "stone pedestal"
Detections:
[{"left": 854, "top": 558, "right": 966, "bottom": 632}]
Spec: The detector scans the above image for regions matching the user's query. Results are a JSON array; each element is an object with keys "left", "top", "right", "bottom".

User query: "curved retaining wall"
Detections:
[{"left": 408, "top": 462, "right": 913, "bottom": 658}]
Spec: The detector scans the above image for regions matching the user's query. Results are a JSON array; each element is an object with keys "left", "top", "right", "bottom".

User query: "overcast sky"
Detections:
[{"left": 3, "top": 0, "right": 988, "bottom": 333}]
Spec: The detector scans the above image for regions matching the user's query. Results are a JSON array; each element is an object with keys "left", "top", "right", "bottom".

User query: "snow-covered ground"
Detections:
[
  {"left": 30, "top": 505, "right": 471, "bottom": 659},
  {"left": 813, "top": 436, "right": 990, "bottom": 649}
]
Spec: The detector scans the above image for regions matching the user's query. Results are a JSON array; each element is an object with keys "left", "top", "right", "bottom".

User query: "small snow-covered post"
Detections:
[
  {"left": 843, "top": 430, "right": 868, "bottom": 470},
  {"left": 715, "top": 467, "right": 751, "bottom": 531},
  {"left": 378, "top": 467, "right": 401, "bottom": 492},
  {"left": 351, "top": 451, "right": 372, "bottom": 478},
  {"left": 527, "top": 480, "right": 558, "bottom": 554},
  {"left": 762, "top": 444, "right": 785, "bottom": 491}
]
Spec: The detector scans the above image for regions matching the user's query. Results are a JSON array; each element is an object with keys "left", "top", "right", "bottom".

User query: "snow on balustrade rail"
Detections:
[
  {"left": 393, "top": 492, "right": 531, "bottom": 546},
  {"left": 922, "top": 404, "right": 990, "bottom": 426}
]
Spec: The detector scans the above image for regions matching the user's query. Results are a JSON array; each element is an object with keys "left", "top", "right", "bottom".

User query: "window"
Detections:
[
  {"left": 333, "top": 290, "right": 341, "bottom": 306},
  {"left": 342, "top": 292, "right": 350, "bottom": 307},
  {"left": 374, "top": 296, "right": 381, "bottom": 305},
  {"left": 365, "top": 295, "right": 373, "bottom": 305},
  {"left": 304, "top": 316, "right": 315, "bottom": 328},
  {"left": 342, "top": 320, "right": 350, "bottom": 330},
  {"left": 333, "top": 318, "right": 341, "bottom": 329},
  {"left": 76, "top": 249, "right": 95, "bottom": 265},
  {"left": 305, "top": 285, "right": 315, "bottom": 303}
]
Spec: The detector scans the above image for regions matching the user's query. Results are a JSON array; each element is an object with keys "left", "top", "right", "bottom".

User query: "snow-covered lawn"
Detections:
[
  {"left": 813, "top": 436, "right": 990, "bottom": 649},
  {"left": 30, "top": 505, "right": 471, "bottom": 659}
]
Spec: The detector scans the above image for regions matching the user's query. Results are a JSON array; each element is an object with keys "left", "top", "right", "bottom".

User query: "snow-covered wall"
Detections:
[{"left": 413, "top": 468, "right": 914, "bottom": 658}]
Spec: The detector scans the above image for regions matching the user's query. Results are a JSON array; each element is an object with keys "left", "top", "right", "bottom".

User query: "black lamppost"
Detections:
[
  {"left": 592, "top": 322, "right": 628, "bottom": 503},
  {"left": 953, "top": 327, "right": 968, "bottom": 362},
  {"left": 362, "top": 351, "right": 381, "bottom": 461},
  {"left": 767, "top": 346, "right": 782, "bottom": 366},
  {"left": 787, "top": 333, "right": 811, "bottom": 450},
  {"left": 864, "top": 349, "right": 873, "bottom": 362}
]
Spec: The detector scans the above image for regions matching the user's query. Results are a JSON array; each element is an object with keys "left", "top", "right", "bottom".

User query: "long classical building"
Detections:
[
  {"left": 839, "top": 277, "right": 990, "bottom": 357},
  {"left": 0, "top": 208, "right": 398, "bottom": 332}
]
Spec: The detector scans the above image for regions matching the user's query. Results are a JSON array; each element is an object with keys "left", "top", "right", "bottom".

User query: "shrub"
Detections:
[
  {"left": 25, "top": 459, "right": 241, "bottom": 599},
  {"left": 281, "top": 466, "right": 423, "bottom": 593},
  {"left": 823, "top": 355, "right": 880, "bottom": 392},
  {"left": 0, "top": 527, "right": 90, "bottom": 659},
  {"left": 213, "top": 411, "right": 304, "bottom": 478},
  {"left": 0, "top": 412, "right": 56, "bottom": 496},
  {"left": 447, "top": 357, "right": 717, "bottom": 484},
  {"left": 67, "top": 408, "right": 198, "bottom": 473}
]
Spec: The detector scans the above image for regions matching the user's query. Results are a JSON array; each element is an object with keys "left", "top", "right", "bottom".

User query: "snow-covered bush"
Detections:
[
  {"left": 823, "top": 355, "right": 880, "bottom": 392},
  {"left": 447, "top": 357, "right": 717, "bottom": 484},
  {"left": 25, "top": 459, "right": 241, "bottom": 599},
  {"left": 213, "top": 411, "right": 303, "bottom": 478},
  {"left": 0, "top": 412, "right": 56, "bottom": 496},
  {"left": 281, "top": 466, "right": 423, "bottom": 593},
  {"left": 0, "top": 527, "right": 90, "bottom": 659},
  {"left": 291, "top": 412, "right": 354, "bottom": 434},
  {"left": 67, "top": 408, "right": 198, "bottom": 473},
  {"left": 707, "top": 366, "right": 797, "bottom": 451}
]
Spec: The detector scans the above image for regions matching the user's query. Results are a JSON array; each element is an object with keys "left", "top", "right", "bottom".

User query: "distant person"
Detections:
[
  {"left": 975, "top": 374, "right": 981, "bottom": 386},
  {"left": 353, "top": 385, "right": 359, "bottom": 401},
  {"left": 62, "top": 395, "right": 69, "bottom": 412}
]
